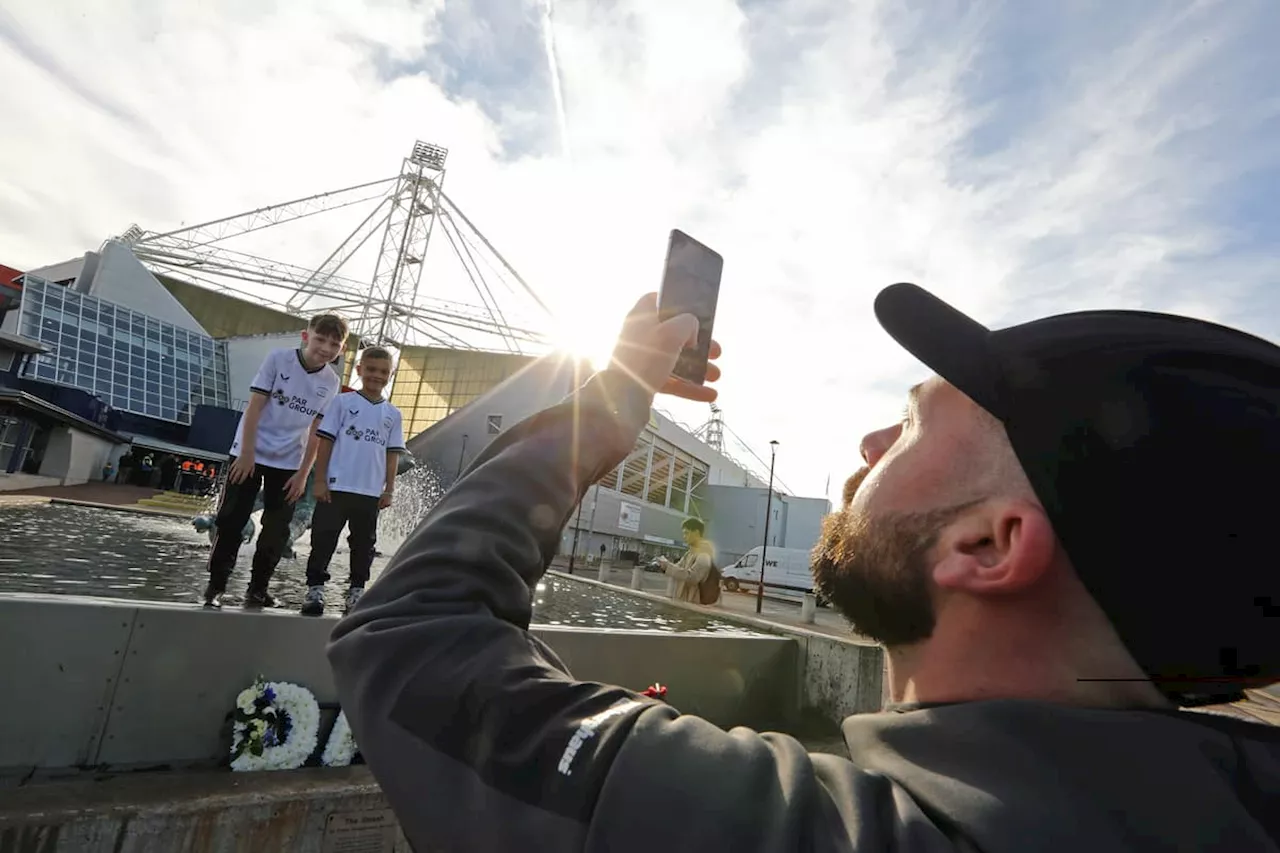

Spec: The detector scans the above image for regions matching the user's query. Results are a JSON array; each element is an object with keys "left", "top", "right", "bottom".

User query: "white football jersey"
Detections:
[
  {"left": 317, "top": 391, "right": 407, "bottom": 497},
  {"left": 230, "top": 348, "right": 340, "bottom": 470}
]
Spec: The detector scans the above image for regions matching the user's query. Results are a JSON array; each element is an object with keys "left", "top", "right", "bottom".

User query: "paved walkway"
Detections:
[
  {"left": 0, "top": 482, "right": 195, "bottom": 517},
  {"left": 3, "top": 482, "right": 161, "bottom": 505}
]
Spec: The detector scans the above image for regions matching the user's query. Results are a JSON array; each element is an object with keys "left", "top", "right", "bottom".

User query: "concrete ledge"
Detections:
[
  {"left": 0, "top": 495, "right": 52, "bottom": 507},
  {"left": 0, "top": 592, "right": 799, "bottom": 777},
  {"left": 0, "top": 494, "right": 194, "bottom": 518},
  {"left": 549, "top": 570, "right": 886, "bottom": 722},
  {"left": 48, "top": 497, "right": 193, "bottom": 518},
  {"left": 0, "top": 767, "right": 410, "bottom": 852}
]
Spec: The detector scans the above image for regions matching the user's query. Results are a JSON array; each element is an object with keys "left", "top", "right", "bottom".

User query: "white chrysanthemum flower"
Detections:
[
  {"left": 236, "top": 688, "right": 258, "bottom": 714},
  {"left": 322, "top": 712, "right": 359, "bottom": 767},
  {"left": 229, "top": 680, "right": 321, "bottom": 773}
]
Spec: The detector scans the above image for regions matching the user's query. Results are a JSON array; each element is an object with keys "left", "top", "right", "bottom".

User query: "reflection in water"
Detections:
[{"left": 0, "top": 499, "right": 763, "bottom": 636}]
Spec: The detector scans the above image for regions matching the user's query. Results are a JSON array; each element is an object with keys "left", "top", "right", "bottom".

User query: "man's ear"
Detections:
[{"left": 932, "top": 501, "right": 1057, "bottom": 595}]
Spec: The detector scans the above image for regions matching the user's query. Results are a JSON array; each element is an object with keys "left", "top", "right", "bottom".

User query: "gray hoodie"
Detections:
[{"left": 328, "top": 369, "right": 1280, "bottom": 852}]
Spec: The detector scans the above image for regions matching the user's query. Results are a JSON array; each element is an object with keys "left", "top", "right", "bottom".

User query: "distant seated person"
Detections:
[{"left": 657, "top": 517, "right": 715, "bottom": 603}]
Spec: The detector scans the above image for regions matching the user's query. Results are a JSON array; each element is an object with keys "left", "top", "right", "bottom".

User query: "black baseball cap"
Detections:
[{"left": 874, "top": 282, "right": 1280, "bottom": 706}]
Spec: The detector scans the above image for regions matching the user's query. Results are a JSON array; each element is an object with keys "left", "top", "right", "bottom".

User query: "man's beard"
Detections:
[{"left": 812, "top": 475, "right": 972, "bottom": 647}]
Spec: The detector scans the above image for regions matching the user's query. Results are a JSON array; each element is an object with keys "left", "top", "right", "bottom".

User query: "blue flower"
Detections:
[
  {"left": 262, "top": 686, "right": 276, "bottom": 704},
  {"left": 263, "top": 728, "right": 279, "bottom": 748}
]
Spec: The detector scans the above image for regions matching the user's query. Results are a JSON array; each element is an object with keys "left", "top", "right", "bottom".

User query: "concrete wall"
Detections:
[
  {"left": 83, "top": 242, "right": 207, "bottom": 335},
  {"left": 707, "top": 485, "right": 776, "bottom": 565},
  {"left": 561, "top": 484, "right": 693, "bottom": 560},
  {"left": 0, "top": 767, "right": 410, "bottom": 852},
  {"left": 224, "top": 333, "right": 306, "bottom": 412},
  {"left": 0, "top": 593, "right": 799, "bottom": 780},
  {"left": 782, "top": 495, "right": 831, "bottom": 551},
  {"left": 404, "top": 351, "right": 589, "bottom": 482},
  {"left": 25, "top": 257, "right": 86, "bottom": 287},
  {"left": 707, "top": 486, "right": 833, "bottom": 566},
  {"left": 158, "top": 275, "right": 308, "bottom": 340},
  {"left": 404, "top": 353, "right": 767, "bottom": 564},
  {"left": 549, "top": 571, "right": 885, "bottom": 721},
  {"left": 223, "top": 333, "right": 343, "bottom": 412},
  {"left": 38, "top": 427, "right": 117, "bottom": 485}
]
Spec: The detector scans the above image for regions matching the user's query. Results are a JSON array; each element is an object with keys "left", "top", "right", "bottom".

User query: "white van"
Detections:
[{"left": 721, "top": 546, "right": 822, "bottom": 603}]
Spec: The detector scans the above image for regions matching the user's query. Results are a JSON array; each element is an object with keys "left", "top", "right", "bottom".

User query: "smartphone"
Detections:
[{"left": 657, "top": 229, "right": 724, "bottom": 385}]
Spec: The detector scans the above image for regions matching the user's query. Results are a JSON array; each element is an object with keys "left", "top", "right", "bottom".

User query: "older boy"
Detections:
[
  {"left": 300, "top": 346, "right": 405, "bottom": 616},
  {"left": 202, "top": 313, "right": 347, "bottom": 609}
]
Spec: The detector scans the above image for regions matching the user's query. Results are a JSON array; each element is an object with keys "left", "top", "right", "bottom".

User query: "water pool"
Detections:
[{"left": 0, "top": 502, "right": 765, "bottom": 635}]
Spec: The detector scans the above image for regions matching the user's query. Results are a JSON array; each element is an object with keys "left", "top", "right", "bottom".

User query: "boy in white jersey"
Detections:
[
  {"left": 203, "top": 313, "right": 348, "bottom": 609},
  {"left": 301, "top": 346, "right": 406, "bottom": 616}
]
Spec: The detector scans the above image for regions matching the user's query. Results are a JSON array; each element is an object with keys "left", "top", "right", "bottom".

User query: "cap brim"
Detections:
[{"left": 874, "top": 283, "right": 1004, "bottom": 419}]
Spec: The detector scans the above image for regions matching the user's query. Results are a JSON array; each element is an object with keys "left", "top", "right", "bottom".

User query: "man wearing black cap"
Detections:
[{"left": 329, "top": 288, "right": 1279, "bottom": 852}]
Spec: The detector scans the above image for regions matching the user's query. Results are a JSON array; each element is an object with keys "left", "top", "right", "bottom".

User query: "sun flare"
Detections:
[{"left": 549, "top": 315, "right": 616, "bottom": 371}]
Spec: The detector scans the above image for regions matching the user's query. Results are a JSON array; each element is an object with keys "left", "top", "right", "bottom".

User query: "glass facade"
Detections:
[
  {"left": 389, "top": 345, "right": 534, "bottom": 437},
  {"left": 17, "top": 276, "right": 229, "bottom": 424}
]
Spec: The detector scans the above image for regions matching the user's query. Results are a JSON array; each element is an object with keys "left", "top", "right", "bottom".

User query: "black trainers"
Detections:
[
  {"left": 202, "top": 586, "right": 224, "bottom": 609},
  {"left": 300, "top": 585, "right": 325, "bottom": 617},
  {"left": 244, "top": 588, "right": 277, "bottom": 608}
]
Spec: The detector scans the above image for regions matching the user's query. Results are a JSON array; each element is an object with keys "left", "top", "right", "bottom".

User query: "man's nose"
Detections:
[{"left": 859, "top": 423, "right": 902, "bottom": 467}]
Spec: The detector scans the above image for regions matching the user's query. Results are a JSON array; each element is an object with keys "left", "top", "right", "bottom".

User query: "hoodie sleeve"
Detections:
[{"left": 327, "top": 370, "right": 942, "bottom": 853}]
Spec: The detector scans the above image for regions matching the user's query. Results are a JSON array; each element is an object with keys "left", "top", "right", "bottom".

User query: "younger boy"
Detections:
[
  {"left": 300, "top": 346, "right": 405, "bottom": 616},
  {"left": 202, "top": 313, "right": 347, "bottom": 609}
]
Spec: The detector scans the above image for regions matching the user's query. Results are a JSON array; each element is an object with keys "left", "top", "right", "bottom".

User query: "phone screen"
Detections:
[{"left": 657, "top": 230, "right": 723, "bottom": 385}]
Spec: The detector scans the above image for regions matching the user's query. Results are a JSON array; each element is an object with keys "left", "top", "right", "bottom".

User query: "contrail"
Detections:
[{"left": 541, "top": 0, "right": 572, "bottom": 161}]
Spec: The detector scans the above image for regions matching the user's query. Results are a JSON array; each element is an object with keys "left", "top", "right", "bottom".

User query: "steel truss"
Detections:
[{"left": 122, "top": 141, "right": 551, "bottom": 355}]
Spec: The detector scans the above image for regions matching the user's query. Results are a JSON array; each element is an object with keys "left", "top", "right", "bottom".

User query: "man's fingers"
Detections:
[
  {"left": 708, "top": 339, "right": 722, "bottom": 360},
  {"left": 626, "top": 292, "right": 658, "bottom": 320},
  {"left": 661, "top": 376, "right": 719, "bottom": 403},
  {"left": 659, "top": 313, "right": 699, "bottom": 350},
  {"left": 704, "top": 362, "right": 721, "bottom": 383}
]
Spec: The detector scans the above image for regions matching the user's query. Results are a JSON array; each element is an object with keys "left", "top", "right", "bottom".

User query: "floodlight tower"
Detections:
[
  {"left": 360, "top": 141, "right": 449, "bottom": 349},
  {"left": 704, "top": 404, "right": 725, "bottom": 452}
]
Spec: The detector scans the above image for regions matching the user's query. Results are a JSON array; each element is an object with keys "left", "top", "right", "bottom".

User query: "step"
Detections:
[
  {"left": 139, "top": 493, "right": 209, "bottom": 503},
  {"left": 151, "top": 492, "right": 211, "bottom": 503},
  {"left": 138, "top": 497, "right": 212, "bottom": 511}
]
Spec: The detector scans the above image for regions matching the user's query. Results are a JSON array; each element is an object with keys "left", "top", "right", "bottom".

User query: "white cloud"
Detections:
[{"left": 2, "top": 0, "right": 1278, "bottom": 501}]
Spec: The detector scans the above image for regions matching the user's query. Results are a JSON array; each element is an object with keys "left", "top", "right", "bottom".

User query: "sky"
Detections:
[{"left": 3, "top": 0, "right": 1280, "bottom": 503}]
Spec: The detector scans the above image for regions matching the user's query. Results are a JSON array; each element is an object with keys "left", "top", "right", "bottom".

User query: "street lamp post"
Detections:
[
  {"left": 756, "top": 440, "right": 779, "bottom": 615},
  {"left": 568, "top": 495, "right": 587, "bottom": 574}
]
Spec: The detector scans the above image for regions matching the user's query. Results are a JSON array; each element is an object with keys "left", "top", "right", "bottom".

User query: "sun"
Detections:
[{"left": 549, "top": 314, "right": 617, "bottom": 371}]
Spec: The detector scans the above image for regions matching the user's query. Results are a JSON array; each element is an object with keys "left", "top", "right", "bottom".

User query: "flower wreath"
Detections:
[
  {"left": 229, "top": 678, "right": 321, "bottom": 772},
  {"left": 321, "top": 711, "right": 361, "bottom": 767}
]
